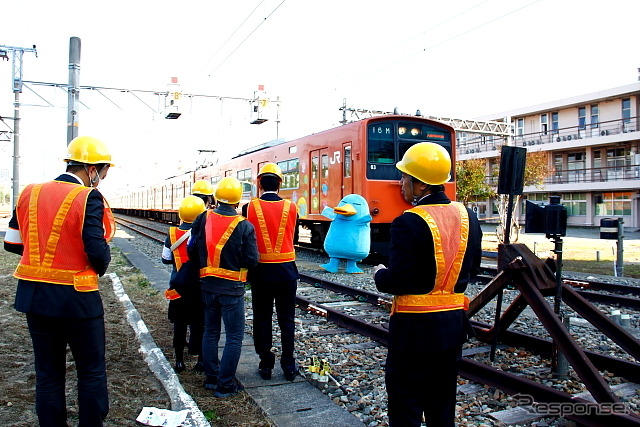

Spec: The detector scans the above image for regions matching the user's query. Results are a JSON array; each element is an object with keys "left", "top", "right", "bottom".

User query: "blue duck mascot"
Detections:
[{"left": 319, "top": 194, "right": 372, "bottom": 274}]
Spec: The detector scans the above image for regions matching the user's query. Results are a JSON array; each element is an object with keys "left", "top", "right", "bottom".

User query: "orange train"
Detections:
[{"left": 112, "top": 115, "right": 456, "bottom": 254}]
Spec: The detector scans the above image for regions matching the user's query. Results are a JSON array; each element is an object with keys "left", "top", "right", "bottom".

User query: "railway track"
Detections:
[
  {"left": 295, "top": 272, "right": 640, "bottom": 426},
  {"left": 115, "top": 213, "right": 640, "bottom": 425},
  {"left": 115, "top": 214, "right": 640, "bottom": 311}
]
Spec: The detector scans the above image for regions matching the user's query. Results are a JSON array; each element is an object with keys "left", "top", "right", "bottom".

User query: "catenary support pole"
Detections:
[{"left": 67, "top": 37, "right": 81, "bottom": 144}]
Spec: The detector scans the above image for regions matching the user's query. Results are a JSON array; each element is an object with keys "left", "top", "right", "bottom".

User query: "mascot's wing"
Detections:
[
  {"left": 355, "top": 214, "right": 373, "bottom": 224},
  {"left": 321, "top": 206, "right": 337, "bottom": 221}
]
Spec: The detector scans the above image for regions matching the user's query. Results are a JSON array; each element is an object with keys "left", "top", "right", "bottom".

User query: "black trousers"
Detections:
[
  {"left": 250, "top": 279, "right": 297, "bottom": 372},
  {"left": 27, "top": 313, "right": 108, "bottom": 427},
  {"left": 385, "top": 346, "right": 461, "bottom": 427}
]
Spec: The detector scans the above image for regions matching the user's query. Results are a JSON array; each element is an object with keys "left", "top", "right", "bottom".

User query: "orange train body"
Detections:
[{"left": 113, "top": 115, "right": 456, "bottom": 254}]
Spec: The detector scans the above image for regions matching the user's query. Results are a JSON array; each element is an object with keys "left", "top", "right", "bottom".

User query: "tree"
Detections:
[
  {"left": 455, "top": 158, "right": 494, "bottom": 205},
  {"left": 523, "top": 150, "right": 550, "bottom": 188}
]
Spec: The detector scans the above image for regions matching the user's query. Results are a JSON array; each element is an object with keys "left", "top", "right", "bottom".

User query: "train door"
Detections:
[
  {"left": 341, "top": 143, "right": 352, "bottom": 198},
  {"left": 310, "top": 149, "right": 329, "bottom": 214}
]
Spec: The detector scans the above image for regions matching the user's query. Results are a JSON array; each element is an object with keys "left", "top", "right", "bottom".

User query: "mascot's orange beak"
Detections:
[{"left": 333, "top": 203, "right": 357, "bottom": 216}]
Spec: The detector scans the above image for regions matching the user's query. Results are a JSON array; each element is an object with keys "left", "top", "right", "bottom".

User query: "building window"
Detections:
[
  {"left": 567, "top": 152, "right": 586, "bottom": 182},
  {"left": 551, "top": 112, "right": 559, "bottom": 134},
  {"left": 516, "top": 118, "right": 524, "bottom": 137},
  {"left": 590, "top": 104, "right": 599, "bottom": 129},
  {"left": 541, "top": 114, "right": 548, "bottom": 135},
  {"left": 276, "top": 158, "right": 300, "bottom": 189},
  {"left": 622, "top": 98, "right": 631, "bottom": 132},
  {"left": 578, "top": 106, "right": 586, "bottom": 130},
  {"left": 563, "top": 193, "right": 587, "bottom": 216},
  {"left": 606, "top": 147, "right": 631, "bottom": 180},
  {"left": 595, "top": 192, "right": 632, "bottom": 216},
  {"left": 554, "top": 153, "right": 563, "bottom": 184}
]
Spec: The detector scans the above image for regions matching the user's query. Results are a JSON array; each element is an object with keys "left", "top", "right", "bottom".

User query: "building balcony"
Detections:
[
  {"left": 457, "top": 116, "right": 638, "bottom": 158},
  {"left": 485, "top": 164, "right": 640, "bottom": 193}
]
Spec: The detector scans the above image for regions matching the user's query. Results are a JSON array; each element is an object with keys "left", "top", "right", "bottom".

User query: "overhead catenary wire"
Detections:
[
  {"left": 328, "top": 0, "right": 542, "bottom": 97},
  {"left": 193, "top": 0, "right": 268, "bottom": 83},
  {"left": 207, "top": 0, "right": 287, "bottom": 78}
]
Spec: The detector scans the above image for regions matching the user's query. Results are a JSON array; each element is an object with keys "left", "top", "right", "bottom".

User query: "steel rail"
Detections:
[
  {"left": 114, "top": 220, "right": 164, "bottom": 244},
  {"left": 297, "top": 274, "right": 640, "bottom": 426},
  {"left": 115, "top": 215, "right": 169, "bottom": 235}
]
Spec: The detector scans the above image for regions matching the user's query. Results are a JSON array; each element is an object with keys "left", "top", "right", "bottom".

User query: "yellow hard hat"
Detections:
[
  {"left": 179, "top": 196, "right": 206, "bottom": 223},
  {"left": 214, "top": 177, "right": 243, "bottom": 204},
  {"left": 396, "top": 142, "right": 451, "bottom": 185},
  {"left": 257, "top": 162, "right": 283, "bottom": 181},
  {"left": 64, "top": 136, "right": 114, "bottom": 166},
  {"left": 192, "top": 180, "right": 214, "bottom": 196}
]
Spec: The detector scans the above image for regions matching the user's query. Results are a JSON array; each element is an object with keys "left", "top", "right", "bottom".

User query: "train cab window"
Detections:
[{"left": 367, "top": 122, "right": 398, "bottom": 180}]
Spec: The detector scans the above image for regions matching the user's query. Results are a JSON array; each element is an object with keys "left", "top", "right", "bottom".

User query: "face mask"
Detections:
[{"left": 84, "top": 165, "right": 102, "bottom": 188}]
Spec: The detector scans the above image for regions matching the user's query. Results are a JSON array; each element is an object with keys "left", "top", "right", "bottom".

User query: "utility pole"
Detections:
[
  {"left": 67, "top": 37, "right": 80, "bottom": 143},
  {"left": 0, "top": 43, "right": 38, "bottom": 209}
]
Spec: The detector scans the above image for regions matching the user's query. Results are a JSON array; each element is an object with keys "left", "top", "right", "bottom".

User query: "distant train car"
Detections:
[{"left": 113, "top": 115, "right": 456, "bottom": 253}]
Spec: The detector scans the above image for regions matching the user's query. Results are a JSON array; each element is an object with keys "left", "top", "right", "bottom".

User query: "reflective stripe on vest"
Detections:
[
  {"left": 392, "top": 202, "right": 470, "bottom": 314},
  {"left": 247, "top": 198, "right": 297, "bottom": 263},
  {"left": 13, "top": 181, "right": 101, "bottom": 292},
  {"left": 102, "top": 197, "right": 116, "bottom": 242},
  {"left": 200, "top": 211, "right": 248, "bottom": 282},
  {"left": 169, "top": 227, "right": 189, "bottom": 271}
]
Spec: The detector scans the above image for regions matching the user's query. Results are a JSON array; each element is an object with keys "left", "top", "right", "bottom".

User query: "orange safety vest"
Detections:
[
  {"left": 169, "top": 227, "right": 189, "bottom": 271},
  {"left": 200, "top": 211, "right": 248, "bottom": 282},
  {"left": 391, "top": 202, "right": 470, "bottom": 314},
  {"left": 247, "top": 198, "right": 297, "bottom": 263},
  {"left": 13, "top": 181, "right": 115, "bottom": 292}
]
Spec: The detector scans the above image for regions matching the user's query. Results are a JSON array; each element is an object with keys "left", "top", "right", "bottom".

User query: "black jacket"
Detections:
[
  {"left": 4, "top": 173, "right": 111, "bottom": 318},
  {"left": 188, "top": 203, "right": 259, "bottom": 295},
  {"left": 374, "top": 191, "right": 482, "bottom": 352}
]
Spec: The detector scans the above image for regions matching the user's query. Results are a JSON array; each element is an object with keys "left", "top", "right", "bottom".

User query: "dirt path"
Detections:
[{"left": 0, "top": 242, "right": 270, "bottom": 426}]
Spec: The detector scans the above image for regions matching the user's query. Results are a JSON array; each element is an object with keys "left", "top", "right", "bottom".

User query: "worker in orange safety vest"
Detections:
[
  {"left": 242, "top": 162, "right": 300, "bottom": 381},
  {"left": 4, "top": 135, "right": 115, "bottom": 427},
  {"left": 373, "top": 142, "right": 482, "bottom": 427},
  {"left": 162, "top": 195, "right": 206, "bottom": 373},
  {"left": 188, "top": 177, "right": 259, "bottom": 398}
]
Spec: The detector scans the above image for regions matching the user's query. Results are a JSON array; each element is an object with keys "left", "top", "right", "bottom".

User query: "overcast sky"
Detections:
[{"left": 1, "top": 0, "right": 638, "bottom": 197}]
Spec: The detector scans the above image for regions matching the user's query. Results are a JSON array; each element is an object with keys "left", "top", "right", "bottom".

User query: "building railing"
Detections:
[
  {"left": 485, "top": 163, "right": 640, "bottom": 187},
  {"left": 458, "top": 116, "right": 639, "bottom": 155}
]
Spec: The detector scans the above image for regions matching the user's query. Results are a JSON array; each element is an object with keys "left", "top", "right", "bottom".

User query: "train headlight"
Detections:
[
  {"left": 411, "top": 128, "right": 420, "bottom": 136},
  {"left": 398, "top": 126, "right": 406, "bottom": 135},
  {"left": 371, "top": 208, "right": 380, "bottom": 216}
]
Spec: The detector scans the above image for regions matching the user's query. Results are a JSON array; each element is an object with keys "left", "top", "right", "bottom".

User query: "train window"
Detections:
[
  {"left": 368, "top": 123, "right": 395, "bottom": 164},
  {"left": 367, "top": 122, "right": 398, "bottom": 180},
  {"left": 321, "top": 154, "right": 329, "bottom": 179},
  {"left": 237, "top": 168, "right": 252, "bottom": 182},
  {"left": 344, "top": 146, "right": 352, "bottom": 178},
  {"left": 312, "top": 155, "right": 319, "bottom": 180},
  {"left": 277, "top": 158, "right": 300, "bottom": 190}
]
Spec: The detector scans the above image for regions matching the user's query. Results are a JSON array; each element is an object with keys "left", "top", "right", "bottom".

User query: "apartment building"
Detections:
[{"left": 458, "top": 82, "right": 640, "bottom": 228}]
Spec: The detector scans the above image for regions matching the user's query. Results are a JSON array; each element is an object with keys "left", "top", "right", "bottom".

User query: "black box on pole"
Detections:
[{"left": 497, "top": 146, "right": 526, "bottom": 195}]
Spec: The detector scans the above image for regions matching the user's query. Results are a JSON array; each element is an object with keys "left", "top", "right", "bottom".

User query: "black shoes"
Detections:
[
  {"left": 284, "top": 368, "right": 299, "bottom": 381},
  {"left": 258, "top": 368, "right": 272, "bottom": 380},
  {"left": 203, "top": 375, "right": 218, "bottom": 390},
  {"left": 213, "top": 378, "right": 244, "bottom": 398},
  {"left": 174, "top": 362, "right": 186, "bottom": 373}
]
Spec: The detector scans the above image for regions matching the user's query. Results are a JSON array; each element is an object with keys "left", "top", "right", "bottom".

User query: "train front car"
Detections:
[
  {"left": 300, "top": 115, "right": 456, "bottom": 256},
  {"left": 361, "top": 116, "right": 455, "bottom": 254}
]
